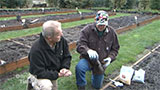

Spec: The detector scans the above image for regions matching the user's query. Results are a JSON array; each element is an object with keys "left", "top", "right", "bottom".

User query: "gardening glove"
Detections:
[
  {"left": 103, "top": 57, "right": 111, "bottom": 68},
  {"left": 87, "top": 49, "right": 99, "bottom": 60}
]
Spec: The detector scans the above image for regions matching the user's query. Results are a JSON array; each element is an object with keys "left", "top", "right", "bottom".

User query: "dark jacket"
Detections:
[
  {"left": 29, "top": 33, "right": 71, "bottom": 80},
  {"left": 76, "top": 23, "right": 120, "bottom": 74}
]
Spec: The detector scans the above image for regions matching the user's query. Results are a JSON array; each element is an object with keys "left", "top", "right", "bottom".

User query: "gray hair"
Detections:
[{"left": 42, "top": 20, "right": 61, "bottom": 38}]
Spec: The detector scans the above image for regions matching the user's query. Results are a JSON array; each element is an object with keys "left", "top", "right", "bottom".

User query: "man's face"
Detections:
[
  {"left": 50, "top": 26, "right": 63, "bottom": 43},
  {"left": 96, "top": 25, "right": 106, "bottom": 31}
]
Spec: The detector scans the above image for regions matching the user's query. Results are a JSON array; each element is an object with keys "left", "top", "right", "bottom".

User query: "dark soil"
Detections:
[
  {"left": 104, "top": 44, "right": 160, "bottom": 90},
  {"left": 109, "top": 15, "right": 156, "bottom": 29},
  {"left": 12, "top": 34, "right": 39, "bottom": 46},
  {"left": 0, "top": 40, "right": 30, "bottom": 63}
]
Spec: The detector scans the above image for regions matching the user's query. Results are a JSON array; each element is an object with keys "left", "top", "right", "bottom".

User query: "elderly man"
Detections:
[
  {"left": 75, "top": 10, "right": 120, "bottom": 89},
  {"left": 27, "top": 20, "right": 72, "bottom": 90}
]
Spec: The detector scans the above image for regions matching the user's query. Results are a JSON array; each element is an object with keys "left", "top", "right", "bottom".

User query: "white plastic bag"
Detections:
[
  {"left": 119, "top": 66, "right": 134, "bottom": 85},
  {"left": 132, "top": 69, "right": 145, "bottom": 83}
]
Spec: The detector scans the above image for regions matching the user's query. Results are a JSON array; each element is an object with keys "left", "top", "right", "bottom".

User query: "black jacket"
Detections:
[{"left": 29, "top": 33, "right": 71, "bottom": 80}]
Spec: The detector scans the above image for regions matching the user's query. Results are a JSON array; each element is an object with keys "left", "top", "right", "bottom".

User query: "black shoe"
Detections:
[{"left": 77, "top": 85, "right": 85, "bottom": 90}]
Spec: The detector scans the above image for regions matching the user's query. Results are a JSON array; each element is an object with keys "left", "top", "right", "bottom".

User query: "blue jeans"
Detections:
[{"left": 75, "top": 58, "right": 104, "bottom": 89}]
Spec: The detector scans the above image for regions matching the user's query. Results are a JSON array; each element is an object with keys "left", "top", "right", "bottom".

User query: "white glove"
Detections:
[
  {"left": 103, "top": 57, "right": 111, "bottom": 68},
  {"left": 87, "top": 49, "right": 99, "bottom": 60}
]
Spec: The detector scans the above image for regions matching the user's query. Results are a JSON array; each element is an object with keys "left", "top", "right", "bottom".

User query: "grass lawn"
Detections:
[{"left": 1, "top": 13, "right": 160, "bottom": 90}]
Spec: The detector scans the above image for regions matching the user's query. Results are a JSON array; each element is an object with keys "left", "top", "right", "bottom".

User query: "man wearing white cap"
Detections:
[{"left": 76, "top": 10, "right": 120, "bottom": 89}]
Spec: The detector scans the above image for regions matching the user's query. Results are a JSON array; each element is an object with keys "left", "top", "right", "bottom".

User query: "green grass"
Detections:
[
  {"left": 0, "top": 72, "right": 28, "bottom": 90},
  {"left": 1, "top": 20, "right": 160, "bottom": 90},
  {"left": 77, "top": 9, "right": 94, "bottom": 13},
  {"left": 91, "top": 7, "right": 111, "bottom": 11},
  {"left": 0, "top": 13, "right": 130, "bottom": 41}
]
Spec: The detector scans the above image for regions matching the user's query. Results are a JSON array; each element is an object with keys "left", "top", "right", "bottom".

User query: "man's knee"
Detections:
[
  {"left": 76, "top": 63, "right": 81, "bottom": 71},
  {"left": 76, "top": 59, "right": 88, "bottom": 71}
]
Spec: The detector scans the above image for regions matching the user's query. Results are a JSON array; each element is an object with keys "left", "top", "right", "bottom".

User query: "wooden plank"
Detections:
[
  {"left": 116, "top": 24, "right": 137, "bottom": 34},
  {"left": 0, "top": 66, "right": 5, "bottom": 74},
  {"left": 4, "top": 62, "right": 17, "bottom": 73},
  {"left": 17, "top": 57, "right": 29, "bottom": 68}
]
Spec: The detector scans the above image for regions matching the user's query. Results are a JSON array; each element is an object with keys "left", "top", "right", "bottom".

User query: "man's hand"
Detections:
[
  {"left": 63, "top": 70, "right": 72, "bottom": 77},
  {"left": 58, "top": 68, "right": 72, "bottom": 77},
  {"left": 103, "top": 57, "right": 111, "bottom": 68},
  {"left": 87, "top": 49, "right": 99, "bottom": 60}
]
